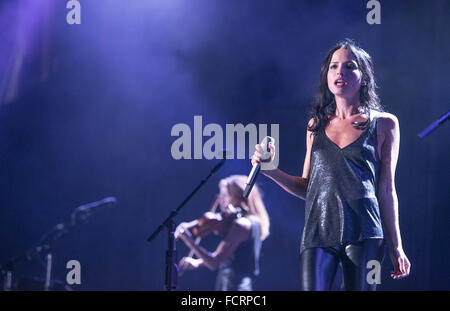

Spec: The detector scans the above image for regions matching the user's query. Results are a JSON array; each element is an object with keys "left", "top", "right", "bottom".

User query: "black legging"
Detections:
[{"left": 300, "top": 239, "right": 385, "bottom": 291}]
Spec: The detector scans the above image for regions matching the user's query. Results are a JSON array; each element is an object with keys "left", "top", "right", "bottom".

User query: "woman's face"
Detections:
[{"left": 327, "top": 48, "right": 363, "bottom": 99}]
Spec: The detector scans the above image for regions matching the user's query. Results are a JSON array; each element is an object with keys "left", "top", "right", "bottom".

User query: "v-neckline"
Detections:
[{"left": 323, "top": 122, "right": 371, "bottom": 151}]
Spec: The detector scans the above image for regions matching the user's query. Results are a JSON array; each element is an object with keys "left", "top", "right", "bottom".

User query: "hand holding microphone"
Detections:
[
  {"left": 244, "top": 136, "right": 276, "bottom": 198},
  {"left": 251, "top": 137, "right": 276, "bottom": 169}
]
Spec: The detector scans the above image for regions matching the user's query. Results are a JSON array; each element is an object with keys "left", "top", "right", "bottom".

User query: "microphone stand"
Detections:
[
  {"left": 24, "top": 221, "right": 75, "bottom": 290},
  {"left": 0, "top": 222, "right": 69, "bottom": 291},
  {"left": 1, "top": 198, "right": 116, "bottom": 291},
  {"left": 1, "top": 261, "right": 14, "bottom": 291},
  {"left": 147, "top": 157, "right": 227, "bottom": 291}
]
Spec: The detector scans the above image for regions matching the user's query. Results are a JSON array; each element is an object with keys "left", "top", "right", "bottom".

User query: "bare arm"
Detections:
[
  {"left": 251, "top": 120, "right": 314, "bottom": 200},
  {"left": 377, "top": 114, "right": 411, "bottom": 279},
  {"left": 263, "top": 169, "right": 308, "bottom": 200},
  {"left": 178, "top": 218, "right": 251, "bottom": 271}
]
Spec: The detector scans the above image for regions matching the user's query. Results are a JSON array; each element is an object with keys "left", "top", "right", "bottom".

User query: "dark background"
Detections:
[{"left": 0, "top": 0, "right": 449, "bottom": 290}]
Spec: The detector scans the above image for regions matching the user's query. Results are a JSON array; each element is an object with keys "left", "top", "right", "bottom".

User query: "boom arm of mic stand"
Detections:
[
  {"left": 147, "top": 158, "right": 226, "bottom": 243},
  {"left": 146, "top": 158, "right": 226, "bottom": 291}
]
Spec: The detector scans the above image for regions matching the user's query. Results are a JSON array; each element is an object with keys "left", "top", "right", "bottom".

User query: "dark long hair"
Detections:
[{"left": 308, "top": 39, "right": 384, "bottom": 133}]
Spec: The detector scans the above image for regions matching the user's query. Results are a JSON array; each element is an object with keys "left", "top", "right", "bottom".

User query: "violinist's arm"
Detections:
[
  {"left": 179, "top": 218, "right": 251, "bottom": 271},
  {"left": 176, "top": 219, "right": 199, "bottom": 232},
  {"left": 174, "top": 220, "right": 200, "bottom": 245}
]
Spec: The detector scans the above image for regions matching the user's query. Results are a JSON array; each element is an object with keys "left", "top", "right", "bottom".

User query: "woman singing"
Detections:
[
  {"left": 175, "top": 175, "right": 270, "bottom": 291},
  {"left": 251, "top": 39, "right": 410, "bottom": 290}
]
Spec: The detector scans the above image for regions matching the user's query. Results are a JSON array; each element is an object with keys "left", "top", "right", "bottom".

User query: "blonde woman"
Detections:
[{"left": 175, "top": 175, "right": 270, "bottom": 291}]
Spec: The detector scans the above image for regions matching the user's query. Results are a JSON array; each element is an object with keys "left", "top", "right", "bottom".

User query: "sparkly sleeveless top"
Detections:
[{"left": 300, "top": 116, "right": 384, "bottom": 254}]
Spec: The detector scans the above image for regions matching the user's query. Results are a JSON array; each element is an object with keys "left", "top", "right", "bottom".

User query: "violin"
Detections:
[
  {"left": 176, "top": 194, "right": 243, "bottom": 239},
  {"left": 176, "top": 197, "right": 243, "bottom": 275},
  {"left": 191, "top": 210, "right": 239, "bottom": 237}
]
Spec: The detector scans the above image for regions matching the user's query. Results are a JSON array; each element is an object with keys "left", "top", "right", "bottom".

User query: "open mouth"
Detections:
[{"left": 335, "top": 79, "right": 348, "bottom": 86}]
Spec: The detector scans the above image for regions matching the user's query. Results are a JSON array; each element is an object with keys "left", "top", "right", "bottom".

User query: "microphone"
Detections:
[
  {"left": 243, "top": 136, "right": 274, "bottom": 199},
  {"left": 75, "top": 197, "right": 117, "bottom": 212},
  {"left": 418, "top": 110, "right": 449, "bottom": 138}
]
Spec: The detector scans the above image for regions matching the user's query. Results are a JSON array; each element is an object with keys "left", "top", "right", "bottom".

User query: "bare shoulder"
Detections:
[
  {"left": 373, "top": 111, "right": 399, "bottom": 132},
  {"left": 225, "top": 217, "right": 251, "bottom": 242},
  {"left": 373, "top": 112, "right": 400, "bottom": 162},
  {"left": 307, "top": 118, "right": 314, "bottom": 128},
  {"left": 230, "top": 217, "right": 252, "bottom": 239},
  {"left": 232, "top": 217, "right": 252, "bottom": 231},
  {"left": 306, "top": 118, "right": 315, "bottom": 140}
]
